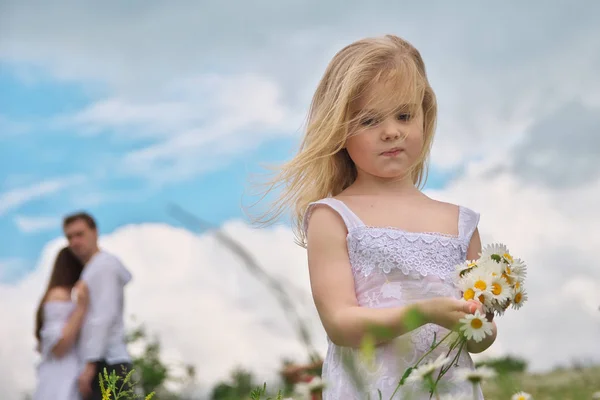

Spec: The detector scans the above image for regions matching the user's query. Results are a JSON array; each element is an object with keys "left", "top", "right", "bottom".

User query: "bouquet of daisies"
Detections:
[
  {"left": 394, "top": 243, "right": 528, "bottom": 399},
  {"left": 457, "top": 243, "right": 528, "bottom": 316}
]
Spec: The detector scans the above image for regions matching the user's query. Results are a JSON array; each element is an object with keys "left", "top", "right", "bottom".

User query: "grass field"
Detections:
[{"left": 481, "top": 366, "right": 600, "bottom": 400}]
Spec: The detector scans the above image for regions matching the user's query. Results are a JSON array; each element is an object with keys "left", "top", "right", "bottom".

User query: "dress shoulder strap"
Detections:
[
  {"left": 458, "top": 205, "right": 480, "bottom": 245},
  {"left": 303, "top": 198, "right": 365, "bottom": 235}
]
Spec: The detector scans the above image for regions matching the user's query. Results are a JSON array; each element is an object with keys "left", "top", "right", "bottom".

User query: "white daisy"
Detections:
[
  {"left": 511, "top": 286, "right": 528, "bottom": 310},
  {"left": 509, "top": 257, "right": 527, "bottom": 281},
  {"left": 458, "top": 275, "right": 477, "bottom": 302},
  {"left": 501, "top": 266, "right": 517, "bottom": 287},
  {"left": 480, "top": 243, "right": 510, "bottom": 263},
  {"left": 511, "top": 391, "right": 532, "bottom": 400},
  {"left": 488, "top": 274, "right": 512, "bottom": 304},
  {"left": 478, "top": 257, "right": 505, "bottom": 278},
  {"left": 307, "top": 376, "right": 326, "bottom": 391},
  {"left": 406, "top": 354, "right": 452, "bottom": 383},
  {"left": 592, "top": 391, "right": 600, "bottom": 400},
  {"left": 294, "top": 378, "right": 326, "bottom": 400},
  {"left": 492, "top": 298, "right": 509, "bottom": 315},
  {"left": 454, "top": 366, "right": 496, "bottom": 383},
  {"left": 459, "top": 310, "right": 494, "bottom": 343},
  {"left": 456, "top": 260, "right": 477, "bottom": 279},
  {"left": 458, "top": 273, "right": 491, "bottom": 305},
  {"left": 294, "top": 383, "right": 311, "bottom": 400},
  {"left": 471, "top": 273, "right": 493, "bottom": 304}
]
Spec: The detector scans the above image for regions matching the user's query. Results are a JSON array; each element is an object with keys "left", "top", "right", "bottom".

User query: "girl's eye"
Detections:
[
  {"left": 397, "top": 113, "right": 411, "bottom": 121},
  {"left": 360, "top": 117, "right": 379, "bottom": 126}
]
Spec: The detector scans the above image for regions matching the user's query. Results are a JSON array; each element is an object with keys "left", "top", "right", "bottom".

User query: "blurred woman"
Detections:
[{"left": 33, "top": 246, "right": 89, "bottom": 400}]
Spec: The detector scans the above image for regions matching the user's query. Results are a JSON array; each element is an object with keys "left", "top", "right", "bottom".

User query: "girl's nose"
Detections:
[{"left": 380, "top": 119, "right": 401, "bottom": 141}]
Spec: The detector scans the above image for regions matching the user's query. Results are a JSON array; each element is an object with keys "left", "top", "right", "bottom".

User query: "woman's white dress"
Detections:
[{"left": 33, "top": 301, "right": 81, "bottom": 400}]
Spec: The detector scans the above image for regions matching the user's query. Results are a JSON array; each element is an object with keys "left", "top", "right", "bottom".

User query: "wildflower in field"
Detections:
[
  {"left": 406, "top": 354, "right": 452, "bottom": 383},
  {"left": 307, "top": 376, "right": 326, "bottom": 391},
  {"left": 294, "top": 376, "right": 326, "bottom": 400},
  {"left": 459, "top": 310, "right": 494, "bottom": 342},
  {"left": 453, "top": 365, "right": 496, "bottom": 384},
  {"left": 592, "top": 391, "right": 600, "bottom": 400},
  {"left": 511, "top": 391, "right": 532, "bottom": 400}
]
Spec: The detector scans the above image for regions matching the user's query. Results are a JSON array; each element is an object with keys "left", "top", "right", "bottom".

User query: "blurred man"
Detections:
[{"left": 63, "top": 212, "right": 133, "bottom": 400}]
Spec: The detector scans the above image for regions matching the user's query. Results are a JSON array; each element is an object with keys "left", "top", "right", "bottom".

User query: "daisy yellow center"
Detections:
[
  {"left": 463, "top": 288, "right": 475, "bottom": 301},
  {"left": 502, "top": 273, "right": 513, "bottom": 285},
  {"left": 503, "top": 253, "right": 513, "bottom": 262},
  {"left": 478, "top": 294, "right": 486, "bottom": 303},
  {"left": 506, "top": 266, "right": 512, "bottom": 275},
  {"left": 470, "top": 318, "right": 483, "bottom": 329},
  {"left": 468, "top": 262, "right": 477, "bottom": 267},
  {"left": 474, "top": 280, "right": 487, "bottom": 291},
  {"left": 517, "top": 397, "right": 525, "bottom": 400},
  {"left": 515, "top": 281, "right": 521, "bottom": 289},
  {"left": 514, "top": 292, "right": 522, "bottom": 304},
  {"left": 492, "top": 282, "right": 503, "bottom": 295}
]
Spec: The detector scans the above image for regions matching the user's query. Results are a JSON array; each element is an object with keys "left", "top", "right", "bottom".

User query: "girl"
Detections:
[
  {"left": 260, "top": 35, "right": 496, "bottom": 399},
  {"left": 33, "top": 246, "right": 89, "bottom": 400}
]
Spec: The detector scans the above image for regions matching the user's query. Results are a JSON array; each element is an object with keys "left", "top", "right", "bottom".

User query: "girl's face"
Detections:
[{"left": 345, "top": 80, "right": 425, "bottom": 182}]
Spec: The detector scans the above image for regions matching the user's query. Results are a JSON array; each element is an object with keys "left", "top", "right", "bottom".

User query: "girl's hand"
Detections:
[
  {"left": 420, "top": 297, "right": 482, "bottom": 331},
  {"left": 462, "top": 296, "right": 495, "bottom": 321}
]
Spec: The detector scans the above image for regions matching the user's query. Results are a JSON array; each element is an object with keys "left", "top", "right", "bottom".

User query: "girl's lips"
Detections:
[{"left": 381, "top": 148, "right": 403, "bottom": 156}]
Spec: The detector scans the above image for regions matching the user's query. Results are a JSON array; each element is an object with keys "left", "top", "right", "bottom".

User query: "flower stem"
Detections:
[
  {"left": 413, "top": 330, "right": 455, "bottom": 367},
  {"left": 390, "top": 330, "right": 455, "bottom": 400},
  {"left": 428, "top": 337, "right": 466, "bottom": 399}
]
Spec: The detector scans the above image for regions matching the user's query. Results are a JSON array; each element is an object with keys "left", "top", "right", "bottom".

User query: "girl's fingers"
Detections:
[{"left": 465, "top": 300, "right": 483, "bottom": 314}]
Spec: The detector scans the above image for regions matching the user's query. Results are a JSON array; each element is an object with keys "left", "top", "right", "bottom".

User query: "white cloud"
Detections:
[
  {"left": 50, "top": 73, "right": 302, "bottom": 184},
  {"left": 561, "top": 276, "right": 600, "bottom": 317},
  {"left": 13, "top": 215, "right": 60, "bottom": 233},
  {"left": 425, "top": 161, "right": 600, "bottom": 370},
  {"left": 2, "top": 1, "right": 598, "bottom": 180},
  {"left": 0, "top": 175, "right": 85, "bottom": 216},
  {"left": 116, "top": 74, "right": 302, "bottom": 183},
  {"left": 0, "top": 222, "right": 326, "bottom": 400}
]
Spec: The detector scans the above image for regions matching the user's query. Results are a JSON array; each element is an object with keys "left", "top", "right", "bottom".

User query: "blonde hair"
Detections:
[{"left": 256, "top": 35, "right": 437, "bottom": 247}]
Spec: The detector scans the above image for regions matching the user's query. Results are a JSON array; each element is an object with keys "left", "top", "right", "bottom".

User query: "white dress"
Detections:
[
  {"left": 33, "top": 301, "right": 82, "bottom": 400},
  {"left": 304, "top": 198, "right": 485, "bottom": 400}
]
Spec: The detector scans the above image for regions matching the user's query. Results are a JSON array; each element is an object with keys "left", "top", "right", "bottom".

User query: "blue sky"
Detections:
[
  {"left": 0, "top": 62, "right": 459, "bottom": 283},
  {"left": 0, "top": 64, "right": 279, "bottom": 281}
]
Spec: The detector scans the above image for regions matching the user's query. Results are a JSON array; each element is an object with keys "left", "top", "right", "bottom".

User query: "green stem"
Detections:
[
  {"left": 390, "top": 330, "right": 455, "bottom": 400},
  {"left": 413, "top": 330, "right": 455, "bottom": 367},
  {"left": 435, "top": 337, "right": 465, "bottom": 382},
  {"left": 426, "top": 375, "right": 439, "bottom": 400},
  {"left": 428, "top": 337, "right": 466, "bottom": 400}
]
